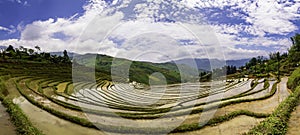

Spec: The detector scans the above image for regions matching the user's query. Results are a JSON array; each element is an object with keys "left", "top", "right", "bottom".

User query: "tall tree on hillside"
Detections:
[
  {"left": 257, "top": 56, "right": 264, "bottom": 65},
  {"left": 63, "top": 50, "right": 70, "bottom": 62},
  {"left": 5, "top": 45, "right": 16, "bottom": 58},
  {"left": 19, "top": 46, "right": 24, "bottom": 52},
  {"left": 6, "top": 45, "right": 15, "bottom": 52},
  {"left": 28, "top": 49, "right": 34, "bottom": 55},
  {"left": 288, "top": 33, "right": 300, "bottom": 65},
  {"left": 291, "top": 33, "right": 300, "bottom": 51},
  {"left": 34, "top": 45, "right": 41, "bottom": 52},
  {"left": 15, "top": 48, "right": 22, "bottom": 59},
  {"left": 277, "top": 52, "right": 281, "bottom": 79}
]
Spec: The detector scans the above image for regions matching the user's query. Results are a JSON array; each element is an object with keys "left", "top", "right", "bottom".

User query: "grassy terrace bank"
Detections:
[
  {"left": 0, "top": 59, "right": 284, "bottom": 134},
  {"left": 247, "top": 68, "right": 300, "bottom": 135},
  {"left": 0, "top": 76, "right": 44, "bottom": 135},
  {"left": 13, "top": 75, "right": 275, "bottom": 133}
]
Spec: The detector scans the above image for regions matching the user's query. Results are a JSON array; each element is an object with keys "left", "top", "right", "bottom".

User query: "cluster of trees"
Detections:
[
  {"left": 199, "top": 65, "right": 238, "bottom": 81},
  {"left": 242, "top": 33, "right": 300, "bottom": 76},
  {"left": 211, "top": 65, "right": 238, "bottom": 77},
  {"left": 200, "top": 33, "right": 300, "bottom": 80},
  {"left": 0, "top": 45, "right": 71, "bottom": 64},
  {"left": 242, "top": 56, "right": 268, "bottom": 74},
  {"left": 288, "top": 33, "right": 300, "bottom": 66}
]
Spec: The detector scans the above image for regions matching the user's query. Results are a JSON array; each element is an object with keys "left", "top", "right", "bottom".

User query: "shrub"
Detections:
[
  {"left": 247, "top": 68, "right": 300, "bottom": 134},
  {"left": 287, "top": 67, "right": 300, "bottom": 90}
]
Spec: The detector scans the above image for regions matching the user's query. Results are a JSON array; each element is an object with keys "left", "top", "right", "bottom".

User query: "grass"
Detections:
[
  {"left": 247, "top": 68, "right": 300, "bottom": 135},
  {"left": 22, "top": 77, "right": 274, "bottom": 120},
  {"left": 0, "top": 60, "right": 290, "bottom": 134},
  {"left": 246, "top": 86, "right": 300, "bottom": 135},
  {"left": 287, "top": 67, "right": 300, "bottom": 91},
  {"left": 14, "top": 80, "right": 97, "bottom": 128},
  {"left": 0, "top": 76, "right": 44, "bottom": 135},
  {"left": 172, "top": 110, "right": 269, "bottom": 133},
  {"left": 13, "top": 76, "right": 273, "bottom": 134}
]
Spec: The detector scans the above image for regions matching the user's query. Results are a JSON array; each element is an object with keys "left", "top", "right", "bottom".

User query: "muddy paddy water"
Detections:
[
  {"left": 171, "top": 116, "right": 264, "bottom": 135},
  {"left": 7, "top": 77, "right": 291, "bottom": 135},
  {"left": 0, "top": 102, "right": 16, "bottom": 135},
  {"left": 13, "top": 97, "right": 105, "bottom": 135}
]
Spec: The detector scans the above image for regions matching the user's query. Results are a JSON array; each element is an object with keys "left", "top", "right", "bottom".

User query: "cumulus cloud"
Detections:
[
  {"left": 242, "top": 0, "right": 299, "bottom": 35},
  {"left": 0, "top": 0, "right": 298, "bottom": 62}
]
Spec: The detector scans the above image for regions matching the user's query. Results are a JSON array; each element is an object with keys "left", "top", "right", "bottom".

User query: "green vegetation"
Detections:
[
  {"left": 172, "top": 110, "right": 269, "bottom": 133},
  {"left": 241, "top": 33, "right": 300, "bottom": 78},
  {"left": 75, "top": 54, "right": 199, "bottom": 85},
  {"left": 1, "top": 45, "right": 71, "bottom": 64},
  {"left": 0, "top": 56, "right": 274, "bottom": 133},
  {"left": 247, "top": 68, "right": 300, "bottom": 135},
  {"left": 0, "top": 33, "right": 299, "bottom": 134},
  {"left": 288, "top": 33, "right": 300, "bottom": 67},
  {"left": 199, "top": 65, "right": 238, "bottom": 81},
  {"left": 245, "top": 34, "right": 300, "bottom": 134},
  {"left": 287, "top": 67, "right": 300, "bottom": 90},
  {"left": 0, "top": 77, "right": 43, "bottom": 135}
]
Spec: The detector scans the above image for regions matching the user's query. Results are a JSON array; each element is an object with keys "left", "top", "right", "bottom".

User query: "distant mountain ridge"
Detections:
[
  {"left": 50, "top": 52, "right": 77, "bottom": 58},
  {"left": 173, "top": 58, "right": 250, "bottom": 71},
  {"left": 51, "top": 51, "right": 249, "bottom": 71}
]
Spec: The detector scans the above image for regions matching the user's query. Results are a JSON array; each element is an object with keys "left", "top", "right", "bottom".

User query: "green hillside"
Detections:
[{"left": 75, "top": 54, "right": 200, "bottom": 85}]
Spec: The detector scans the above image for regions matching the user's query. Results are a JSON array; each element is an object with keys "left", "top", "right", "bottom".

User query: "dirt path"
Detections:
[
  {"left": 0, "top": 102, "right": 16, "bottom": 135},
  {"left": 282, "top": 77, "right": 297, "bottom": 135},
  {"left": 286, "top": 98, "right": 300, "bottom": 135}
]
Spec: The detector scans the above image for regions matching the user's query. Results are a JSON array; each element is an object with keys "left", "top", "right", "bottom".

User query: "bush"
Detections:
[
  {"left": 247, "top": 86, "right": 300, "bottom": 135},
  {"left": 287, "top": 67, "right": 300, "bottom": 90},
  {"left": 247, "top": 68, "right": 300, "bottom": 135}
]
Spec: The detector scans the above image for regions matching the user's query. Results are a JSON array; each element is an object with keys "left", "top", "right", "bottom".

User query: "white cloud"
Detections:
[
  {"left": 183, "top": 0, "right": 300, "bottom": 36},
  {"left": 0, "top": 0, "right": 298, "bottom": 62},
  {"left": 242, "top": 0, "right": 300, "bottom": 35},
  {"left": 6, "top": 0, "right": 29, "bottom": 6},
  {"left": 0, "top": 26, "right": 12, "bottom": 32}
]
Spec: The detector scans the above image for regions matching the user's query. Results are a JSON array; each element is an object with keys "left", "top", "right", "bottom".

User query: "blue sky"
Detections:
[
  {"left": 0, "top": 0, "right": 87, "bottom": 39},
  {"left": 0, "top": 0, "right": 299, "bottom": 61}
]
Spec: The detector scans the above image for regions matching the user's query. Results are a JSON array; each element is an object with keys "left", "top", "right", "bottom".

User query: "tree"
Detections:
[
  {"left": 63, "top": 50, "right": 70, "bottom": 63},
  {"left": 290, "top": 33, "right": 300, "bottom": 51},
  {"left": 19, "top": 46, "right": 24, "bottom": 52},
  {"left": 34, "top": 46, "right": 41, "bottom": 52},
  {"left": 277, "top": 52, "right": 281, "bottom": 80},
  {"left": 23, "top": 48, "right": 28, "bottom": 54},
  {"left": 288, "top": 33, "right": 300, "bottom": 66},
  {"left": 257, "top": 56, "right": 264, "bottom": 64},
  {"left": 28, "top": 49, "right": 34, "bottom": 55},
  {"left": 15, "top": 48, "right": 22, "bottom": 59},
  {"left": 6, "top": 45, "right": 15, "bottom": 52},
  {"left": 5, "top": 45, "right": 16, "bottom": 58},
  {"left": 44, "top": 53, "right": 51, "bottom": 60}
]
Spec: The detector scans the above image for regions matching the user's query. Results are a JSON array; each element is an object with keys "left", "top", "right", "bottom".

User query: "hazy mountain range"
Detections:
[
  {"left": 174, "top": 58, "right": 250, "bottom": 71},
  {"left": 51, "top": 52, "right": 249, "bottom": 71}
]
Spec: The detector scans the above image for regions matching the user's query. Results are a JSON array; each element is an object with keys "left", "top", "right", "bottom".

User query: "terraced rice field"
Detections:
[
  {"left": 0, "top": 102, "right": 16, "bottom": 135},
  {"left": 0, "top": 63, "right": 292, "bottom": 134}
]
